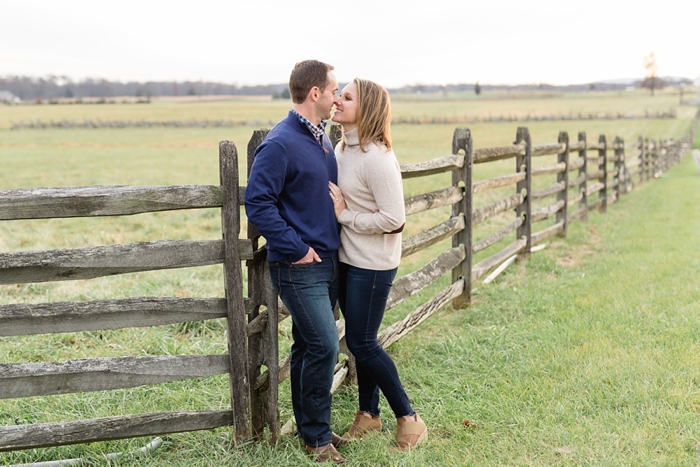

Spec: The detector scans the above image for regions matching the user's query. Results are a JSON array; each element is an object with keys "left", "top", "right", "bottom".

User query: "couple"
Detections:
[{"left": 245, "top": 60, "right": 427, "bottom": 464}]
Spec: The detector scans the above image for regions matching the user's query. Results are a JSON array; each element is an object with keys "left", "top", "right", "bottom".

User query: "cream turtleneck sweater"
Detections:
[{"left": 335, "top": 128, "right": 405, "bottom": 270}]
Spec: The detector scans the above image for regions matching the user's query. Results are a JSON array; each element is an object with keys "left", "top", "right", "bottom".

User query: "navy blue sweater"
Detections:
[{"left": 244, "top": 111, "right": 341, "bottom": 263}]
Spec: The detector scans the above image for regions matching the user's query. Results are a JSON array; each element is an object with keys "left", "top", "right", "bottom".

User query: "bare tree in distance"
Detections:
[{"left": 642, "top": 52, "right": 663, "bottom": 96}]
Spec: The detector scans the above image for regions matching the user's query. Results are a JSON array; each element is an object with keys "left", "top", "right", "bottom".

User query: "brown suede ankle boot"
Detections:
[
  {"left": 341, "top": 410, "right": 382, "bottom": 441},
  {"left": 393, "top": 413, "right": 427, "bottom": 451}
]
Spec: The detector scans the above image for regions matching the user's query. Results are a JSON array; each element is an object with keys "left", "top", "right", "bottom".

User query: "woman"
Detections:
[{"left": 329, "top": 78, "right": 427, "bottom": 451}]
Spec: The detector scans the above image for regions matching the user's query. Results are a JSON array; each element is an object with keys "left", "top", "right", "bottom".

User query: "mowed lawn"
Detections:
[{"left": 0, "top": 92, "right": 699, "bottom": 465}]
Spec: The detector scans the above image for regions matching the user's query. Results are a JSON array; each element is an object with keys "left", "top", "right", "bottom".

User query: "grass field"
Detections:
[{"left": 0, "top": 89, "right": 699, "bottom": 465}]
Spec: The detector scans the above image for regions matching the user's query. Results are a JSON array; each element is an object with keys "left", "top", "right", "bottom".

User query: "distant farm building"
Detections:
[{"left": 0, "top": 90, "right": 20, "bottom": 104}]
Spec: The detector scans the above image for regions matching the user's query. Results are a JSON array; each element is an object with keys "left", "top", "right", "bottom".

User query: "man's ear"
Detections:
[{"left": 308, "top": 86, "right": 320, "bottom": 102}]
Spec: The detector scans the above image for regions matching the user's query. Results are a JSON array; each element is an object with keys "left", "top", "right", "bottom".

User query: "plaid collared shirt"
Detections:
[{"left": 291, "top": 109, "right": 327, "bottom": 146}]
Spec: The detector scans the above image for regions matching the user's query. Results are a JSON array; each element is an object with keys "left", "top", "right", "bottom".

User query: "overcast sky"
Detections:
[{"left": 2, "top": 0, "right": 698, "bottom": 88}]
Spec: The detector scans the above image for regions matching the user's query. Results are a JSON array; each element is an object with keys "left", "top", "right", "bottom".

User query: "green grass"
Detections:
[{"left": 0, "top": 93, "right": 699, "bottom": 465}]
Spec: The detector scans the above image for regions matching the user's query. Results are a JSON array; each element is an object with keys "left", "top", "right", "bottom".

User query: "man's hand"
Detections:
[{"left": 292, "top": 247, "right": 322, "bottom": 265}]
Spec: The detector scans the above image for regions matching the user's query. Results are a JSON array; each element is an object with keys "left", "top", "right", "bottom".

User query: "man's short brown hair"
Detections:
[{"left": 289, "top": 60, "right": 334, "bottom": 104}]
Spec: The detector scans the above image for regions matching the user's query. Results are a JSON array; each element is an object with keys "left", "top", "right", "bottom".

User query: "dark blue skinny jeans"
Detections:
[
  {"left": 338, "top": 262, "right": 414, "bottom": 419},
  {"left": 269, "top": 255, "right": 339, "bottom": 447}
]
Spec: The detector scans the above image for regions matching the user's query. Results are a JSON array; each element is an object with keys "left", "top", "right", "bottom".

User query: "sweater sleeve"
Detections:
[
  {"left": 244, "top": 140, "right": 309, "bottom": 261},
  {"left": 337, "top": 149, "right": 405, "bottom": 235}
]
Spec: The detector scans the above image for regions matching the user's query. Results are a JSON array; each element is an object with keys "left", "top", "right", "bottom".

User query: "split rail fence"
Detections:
[{"left": 0, "top": 110, "right": 697, "bottom": 453}]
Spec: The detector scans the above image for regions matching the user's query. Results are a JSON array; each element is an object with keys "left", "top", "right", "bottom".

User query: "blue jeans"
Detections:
[
  {"left": 338, "top": 262, "right": 414, "bottom": 419},
  {"left": 269, "top": 256, "right": 339, "bottom": 447}
]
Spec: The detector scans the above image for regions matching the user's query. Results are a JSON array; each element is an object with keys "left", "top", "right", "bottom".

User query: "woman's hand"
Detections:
[{"left": 328, "top": 182, "right": 347, "bottom": 219}]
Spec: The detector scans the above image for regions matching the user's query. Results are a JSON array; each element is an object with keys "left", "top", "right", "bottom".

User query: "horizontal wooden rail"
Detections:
[
  {"left": 378, "top": 279, "right": 464, "bottom": 349},
  {"left": 401, "top": 215, "right": 465, "bottom": 257},
  {"left": 532, "top": 142, "right": 566, "bottom": 156},
  {"left": 473, "top": 173, "right": 526, "bottom": 194},
  {"left": 531, "top": 221, "right": 564, "bottom": 245},
  {"left": 473, "top": 144, "right": 525, "bottom": 164},
  {"left": 586, "top": 182, "right": 604, "bottom": 196},
  {"left": 0, "top": 410, "right": 232, "bottom": 452},
  {"left": 0, "top": 297, "right": 227, "bottom": 337},
  {"left": 0, "top": 239, "right": 253, "bottom": 284},
  {"left": 532, "top": 162, "right": 566, "bottom": 176},
  {"left": 569, "top": 157, "right": 585, "bottom": 171},
  {"left": 471, "top": 238, "right": 527, "bottom": 282},
  {"left": 0, "top": 185, "right": 249, "bottom": 221},
  {"left": 568, "top": 141, "right": 586, "bottom": 151},
  {"left": 405, "top": 186, "right": 463, "bottom": 216},
  {"left": 568, "top": 191, "right": 584, "bottom": 205},
  {"left": 532, "top": 200, "right": 565, "bottom": 223},
  {"left": 472, "top": 194, "right": 524, "bottom": 226},
  {"left": 472, "top": 218, "right": 523, "bottom": 254},
  {"left": 387, "top": 246, "right": 465, "bottom": 310},
  {"left": 569, "top": 206, "right": 587, "bottom": 222},
  {"left": 400, "top": 154, "right": 464, "bottom": 179},
  {"left": 532, "top": 182, "right": 565, "bottom": 200},
  {"left": 0, "top": 355, "right": 230, "bottom": 399},
  {"left": 568, "top": 173, "right": 586, "bottom": 188}
]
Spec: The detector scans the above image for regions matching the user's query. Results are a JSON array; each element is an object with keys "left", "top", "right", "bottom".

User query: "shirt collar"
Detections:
[{"left": 291, "top": 109, "right": 326, "bottom": 144}]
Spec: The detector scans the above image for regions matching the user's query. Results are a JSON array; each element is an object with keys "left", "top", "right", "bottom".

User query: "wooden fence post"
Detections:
[
  {"left": 578, "top": 132, "right": 588, "bottom": 221},
  {"left": 451, "top": 127, "right": 472, "bottom": 308},
  {"left": 556, "top": 131, "right": 569, "bottom": 237},
  {"left": 219, "top": 140, "right": 251, "bottom": 443},
  {"left": 515, "top": 127, "right": 532, "bottom": 256},
  {"left": 637, "top": 136, "right": 645, "bottom": 184},
  {"left": 613, "top": 136, "right": 624, "bottom": 200},
  {"left": 598, "top": 135, "right": 607, "bottom": 212},
  {"left": 245, "top": 129, "right": 280, "bottom": 441}
]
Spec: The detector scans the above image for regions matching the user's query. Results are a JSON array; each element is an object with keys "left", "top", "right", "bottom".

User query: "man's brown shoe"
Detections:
[
  {"left": 331, "top": 432, "right": 348, "bottom": 448},
  {"left": 305, "top": 443, "right": 347, "bottom": 464},
  {"left": 341, "top": 410, "right": 382, "bottom": 441}
]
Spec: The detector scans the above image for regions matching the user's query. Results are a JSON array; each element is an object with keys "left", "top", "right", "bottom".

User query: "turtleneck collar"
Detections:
[{"left": 343, "top": 128, "right": 360, "bottom": 147}]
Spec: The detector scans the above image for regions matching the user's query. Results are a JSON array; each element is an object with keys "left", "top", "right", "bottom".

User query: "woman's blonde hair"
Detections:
[{"left": 340, "top": 78, "right": 392, "bottom": 152}]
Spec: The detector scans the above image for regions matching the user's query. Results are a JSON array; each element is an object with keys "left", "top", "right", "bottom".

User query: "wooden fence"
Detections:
[{"left": 0, "top": 110, "right": 697, "bottom": 453}]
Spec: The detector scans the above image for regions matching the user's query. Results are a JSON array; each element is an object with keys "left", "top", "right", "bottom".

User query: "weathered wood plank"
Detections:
[
  {"left": 472, "top": 217, "right": 523, "bottom": 253},
  {"left": 531, "top": 162, "right": 566, "bottom": 176},
  {"left": 531, "top": 182, "right": 565, "bottom": 200},
  {"left": 472, "top": 173, "right": 525, "bottom": 194},
  {"left": 472, "top": 193, "right": 523, "bottom": 226},
  {"left": 588, "top": 198, "right": 605, "bottom": 211},
  {"left": 404, "top": 186, "right": 463, "bottom": 216},
  {"left": 531, "top": 200, "right": 565, "bottom": 223},
  {"left": 531, "top": 222, "right": 565, "bottom": 245},
  {"left": 219, "top": 140, "right": 251, "bottom": 443},
  {"left": 532, "top": 142, "right": 566, "bottom": 157},
  {"left": 568, "top": 173, "right": 587, "bottom": 188},
  {"left": 0, "top": 297, "right": 227, "bottom": 337},
  {"left": 587, "top": 142, "right": 605, "bottom": 150},
  {"left": 568, "top": 141, "right": 586, "bottom": 151},
  {"left": 401, "top": 215, "right": 465, "bottom": 257},
  {"left": 400, "top": 154, "right": 464, "bottom": 179},
  {"left": 473, "top": 144, "right": 525, "bottom": 164},
  {"left": 0, "top": 355, "right": 230, "bottom": 399},
  {"left": 568, "top": 157, "right": 585, "bottom": 171},
  {"left": 471, "top": 238, "right": 527, "bottom": 282},
  {"left": 0, "top": 239, "right": 253, "bottom": 285},
  {"left": 378, "top": 279, "right": 464, "bottom": 349},
  {"left": 588, "top": 169, "right": 605, "bottom": 180},
  {"left": 387, "top": 246, "right": 465, "bottom": 310},
  {"left": 568, "top": 206, "right": 587, "bottom": 222},
  {"left": 0, "top": 410, "right": 232, "bottom": 451},
  {"left": 0, "top": 185, "right": 227, "bottom": 220},
  {"left": 568, "top": 191, "right": 584, "bottom": 205},
  {"left": 586, "top": 182, "right": 604, "bottom": 196}
]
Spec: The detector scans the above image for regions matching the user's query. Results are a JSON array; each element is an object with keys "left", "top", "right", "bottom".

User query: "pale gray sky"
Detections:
[{"left": 2, "top": 0, "right": 698, "bottom": 88}]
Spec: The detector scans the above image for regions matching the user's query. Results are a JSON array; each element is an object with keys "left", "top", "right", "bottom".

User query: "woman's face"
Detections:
[{"left": 331, "top": 81, "right": 358, "bottom": 131}]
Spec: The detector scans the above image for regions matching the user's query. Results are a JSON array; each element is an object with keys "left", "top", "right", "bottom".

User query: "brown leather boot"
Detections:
[
  {"left": 341, "top": 410, "right": 382, "bottom": 441},
  {"left": 305, "top": 443, "right": 347, "bottom": 464},
  {"left": 392, "top": 413, "right": 427, "bottom": 451}
]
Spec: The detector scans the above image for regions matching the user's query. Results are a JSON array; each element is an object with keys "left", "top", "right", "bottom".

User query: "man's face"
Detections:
[{"left": 316, "top": 71, "right": 340, "bottom": 121}]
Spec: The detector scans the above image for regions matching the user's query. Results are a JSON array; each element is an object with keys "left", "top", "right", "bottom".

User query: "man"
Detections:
[{"left": 245, "top": 60, "right": 345, "bottom": 464}]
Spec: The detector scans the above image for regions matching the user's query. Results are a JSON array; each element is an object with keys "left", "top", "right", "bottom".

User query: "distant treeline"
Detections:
[
  {"left": 0, "top": 76, "right": 290, "bottom": 100},
  {"left": 1, "top": 75, "right": 664, "bottom": 101}
]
